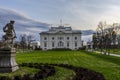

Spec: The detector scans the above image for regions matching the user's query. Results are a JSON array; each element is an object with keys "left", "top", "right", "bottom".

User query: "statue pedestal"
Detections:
[{"left": 0, "top": 48, "right": 19, "bottom": 73}]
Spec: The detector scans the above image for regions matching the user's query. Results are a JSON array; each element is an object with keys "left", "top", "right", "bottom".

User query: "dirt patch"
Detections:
[
  {"left": 0, "top": 63, "right": 105, "bottom": 80},
  {"left": 49, "top": 63, "right": 106, "bottom": 80},
  {"left": 0, "top": 63, "right": 55, "bottom": 80},
  {"left": 21, "top": 63, "right": 106, "bottom": 80}
]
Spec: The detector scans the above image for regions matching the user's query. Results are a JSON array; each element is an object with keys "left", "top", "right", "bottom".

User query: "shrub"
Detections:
[{"left": 48, "top": 48, "right": 72, "bottom": 51}]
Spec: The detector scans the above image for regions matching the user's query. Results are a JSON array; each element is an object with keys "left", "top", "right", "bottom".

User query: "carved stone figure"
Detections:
[
  {"left": 0, "top": 20, "right": 19, "bottom": 73},
  {"left": 2, "top": 20, "right": 16, "bottom": 48}
]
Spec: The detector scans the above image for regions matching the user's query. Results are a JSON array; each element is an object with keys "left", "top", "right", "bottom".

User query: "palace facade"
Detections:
[{"left": 40, "top": 25, "right": 82, "bottom": 50}]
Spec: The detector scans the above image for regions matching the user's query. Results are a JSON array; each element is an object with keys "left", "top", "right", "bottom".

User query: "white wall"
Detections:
[{"left": 40, "top": 33, "right": 82, "bottom": 50}]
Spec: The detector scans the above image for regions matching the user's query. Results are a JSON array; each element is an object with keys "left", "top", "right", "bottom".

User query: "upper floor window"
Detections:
[
  {"left": 44, "top": 37, "right": 47, "bottom": 40},
  {"left": 58, "top": 37, "right": 64, "bottom": 40},
  {"left": 52, "top": 37, "right": 54, "bottom": 40},
  {"left": 75, "top": 37, "right": 77, "bottom": 40},
  {"left": 67, "top": 37, "right": 69, "bottom": 40}
]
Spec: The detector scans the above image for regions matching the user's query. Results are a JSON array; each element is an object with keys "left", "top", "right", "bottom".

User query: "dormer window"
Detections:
[{"left": 65, "top": 27, "right": 71, "bottom": 31}]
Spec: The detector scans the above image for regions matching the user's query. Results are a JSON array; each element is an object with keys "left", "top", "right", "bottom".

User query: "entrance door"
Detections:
[{"left": 58, "top": 41, "right": 64, "bottom": 48}]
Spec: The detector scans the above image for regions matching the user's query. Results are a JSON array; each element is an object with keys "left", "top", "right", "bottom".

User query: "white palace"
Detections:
[{"left": 40, "top": 25, "right": 82, "bottom": 50}]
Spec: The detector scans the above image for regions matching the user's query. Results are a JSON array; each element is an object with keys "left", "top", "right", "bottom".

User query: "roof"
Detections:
[{"left": 40, "top": 26, "right": 81, "bottom": 35}]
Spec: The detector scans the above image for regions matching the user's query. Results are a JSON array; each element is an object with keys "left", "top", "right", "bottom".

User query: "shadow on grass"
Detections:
[{"left": 83, "top": 50, "right": 120, "bottom": 66}]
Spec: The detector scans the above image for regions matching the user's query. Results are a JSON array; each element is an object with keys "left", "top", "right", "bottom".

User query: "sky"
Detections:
[
  {"left": 0, "top": 0, "right": 120, "bottom": 42},
  {"left": 1, "top": 0, "right": 120, "bottom": 30}
]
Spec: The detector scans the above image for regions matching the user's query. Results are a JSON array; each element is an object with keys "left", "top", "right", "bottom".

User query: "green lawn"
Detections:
[
  {"left": 96, "top": 48, "right": 120, "bottom": 55},
  {"left": 0, "top": 66, "right": 75, "bottom": 80},
  {"left": 43, "top": 66, "right": 75, "bottom": 80},
  {"left": 109, "top": 48, "right": 120, "bottom": 55},
  {"left": 16, "top": 50, "right": 120, "bottom": 80},
  {"left": 0, "top": 67, "right": 39, "bottom": 78}
]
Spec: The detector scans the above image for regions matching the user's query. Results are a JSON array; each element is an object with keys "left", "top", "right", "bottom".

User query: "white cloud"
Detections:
[
  {"left": 1, "top": 7, "right": 32, "bottom": 20},
  {"left": 63, "top": 0, "right": 120, "bottom": 30},
  {"left": 26, "top": 27, "right": 47, "bottom": 32},
  {"left": 82, "top": 34, "right": 92, "bottom": 42},
  {"left": 0, "top": 7, "right": 49, "bottom": 39},
  {"left": 17, "top": 31, "right": 32, "bottom": 35},
  {"left": 2, "top": 0, "right": 120, "bottom": 42}
]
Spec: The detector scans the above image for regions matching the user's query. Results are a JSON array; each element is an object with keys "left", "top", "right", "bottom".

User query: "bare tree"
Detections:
[
  {"left": 92, "top": 33, "right": 98, "bottom": 50},
  {"left": 113, "top": 23, "right": 120, "bottom": 48},
  {"left": 93, "top": 21, "right": 118, "bottom": 55},
  {"left": 20, "top": 34, "right": 27, "bottom": 52},
  {"left": 96, "top": 21, "right": 107, "bottom": 53},
  {"left": 27, "top": 35, "right": 34, "bottom": 49}
]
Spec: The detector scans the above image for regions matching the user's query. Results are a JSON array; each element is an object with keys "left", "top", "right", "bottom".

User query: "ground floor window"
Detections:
[
  {"left": 44, "top": 42, "right": 47, "bottom": 47},
  {"left": 58, "top": 41, "right": 64, "bottom": 48},
  {"left": 67, "top": 42, "right": 69, "bottom": 47},
  {"left": 52, "top": 42, "right": 54, "bottom": 47},
  {"left": 75, "top": 42, "right": 77, "bottom": 47}
]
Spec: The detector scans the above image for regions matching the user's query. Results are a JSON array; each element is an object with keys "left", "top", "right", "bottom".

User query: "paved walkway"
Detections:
[
  {"left": 87, "top": 49, "right": 120, "bottom": 57},
  {"left": 109, "top": 54, "right": 120, "bottom": 57}
]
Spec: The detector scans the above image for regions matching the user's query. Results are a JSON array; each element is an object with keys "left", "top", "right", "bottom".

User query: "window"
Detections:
[
  {"left": 52, "top": 42, "right": 54, "bottom": 47},
  {"left": 67, "top": 42, "right": 69, "bottom": 47},
  {"left": 58, "top": 37, "right": 64, "bottom": 40},
  {"left": 75, "top": 42, "right": 77, "bottom": 47},
  {"left": 44, "top": 37, "right": 47, "bottom": 40},
  {"left": 52, "top": 37, "right": 54, "bottom": 40},
  {"left": 67, "top": 37, "right": 69, "bottom": 40},
  {"left": 58, "top": 41, "right": 64, "bottom": 47},
  {"left": 60, "top": 37, "right": 62, "bottom": 40},
  {"left": 44, "top": 42, "right": 47, "bottom": 47},
  {"left": 75, "top": 37, "right": 77, "bottom": 40}
]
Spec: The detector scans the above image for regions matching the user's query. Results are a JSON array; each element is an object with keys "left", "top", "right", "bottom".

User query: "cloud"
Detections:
[
  {"left": 17, "top": 31, "right": 31, "bottom": 35},
  {"left": 82, "top": 35, "right": 93, "bottom": 42},
  {"left": 0, "top": 7, "right": 50, "bottom": 40},
  {"left": 0, "top": 7, "right": 99, "bottom": 42},
  {"left": 81, "top": 29, "right": 95, "bottom": 42},
  {"left": 0, "top": 7, "right": 50, "bottom": 28},
  {"left": 81, "top": 30, "right": 95, "bottom": 36},
  {"left": 63, "top": 0, "right": 120, "bottom": 30},
  {"left": 26, "top": 27, "right": 47, "bottom": 32}
]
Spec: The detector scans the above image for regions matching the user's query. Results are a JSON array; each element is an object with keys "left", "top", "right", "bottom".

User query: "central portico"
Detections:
[{"left": 40, "top": 25, "right": 82, "bottom": 50}]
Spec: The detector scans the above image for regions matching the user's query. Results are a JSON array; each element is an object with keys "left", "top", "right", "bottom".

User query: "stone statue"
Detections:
[
  {"left": 2, "top": 20, "right": 16, "bottom": 49},
  {"left": 0, "top": 21, "right": 19, "bottom": 73}
]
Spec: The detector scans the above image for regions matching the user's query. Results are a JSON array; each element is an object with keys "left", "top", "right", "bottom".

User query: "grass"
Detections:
[
  {"left": 95, "top": 48, "right": 120, "bottom": 55},
  {"left": 0, "top": 66, "right": 75, "bottom": 80},
  {"left": 109, "top": 48, "right": 120, "bottom": 55},
  {"left": 16, "top": 50, "right": 120, "bottom": 80},
  {"left": 43, "top": 66, "right": 75, "bottom": 80},
  {"left": 0, "top": 67, "right": 39, "bottom": 78}
]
